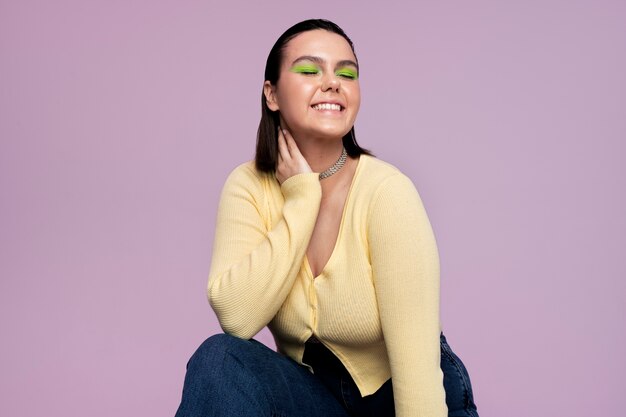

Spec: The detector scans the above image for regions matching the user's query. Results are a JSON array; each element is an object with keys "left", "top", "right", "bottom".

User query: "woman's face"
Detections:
[{"left": 264, "top": 30, "right": 361, "bottom": 142}]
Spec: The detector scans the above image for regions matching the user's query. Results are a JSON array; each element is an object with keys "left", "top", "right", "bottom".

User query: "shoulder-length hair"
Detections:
[{"left": 255, "top": 19, "right": 372, "bottom": 173}]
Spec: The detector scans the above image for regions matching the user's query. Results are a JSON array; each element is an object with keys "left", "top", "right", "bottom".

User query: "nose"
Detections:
[{"left": 321, "top": 72, "right": 340, "bottom": 92}]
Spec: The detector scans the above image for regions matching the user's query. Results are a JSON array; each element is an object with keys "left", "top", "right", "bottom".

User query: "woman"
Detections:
[{"left": 175, "top": 19, "right": 479, "bottom": 417}]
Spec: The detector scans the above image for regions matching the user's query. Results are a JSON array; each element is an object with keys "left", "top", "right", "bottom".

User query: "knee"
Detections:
[
  {"left": 200, "top": 332, "right": 247, "bottom": 351},
  {"left": 184, "top": 334, "right": 271, "bottom": 399},
  {"left": 187, "top": 333, "right": 253, "bottom": 371}
]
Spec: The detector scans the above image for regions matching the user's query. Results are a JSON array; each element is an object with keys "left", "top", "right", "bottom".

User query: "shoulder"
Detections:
[
  {"left": 223, "top": 160, "right": 273, "bottom": 188},
  {"left": 356, "top": 156, "right": 427, "bottom": 226},
  {"left": 359, "top": 155, "right": 419, "bottom": 198},
  {"left": 220, "top": 160, "right": 275, "bottom": 202},
  {"left": 225, "top": 160, "right": 262, "bottom": 182},
  {"left": 362, "top": 158, "right": 432, "bottom": 235}
]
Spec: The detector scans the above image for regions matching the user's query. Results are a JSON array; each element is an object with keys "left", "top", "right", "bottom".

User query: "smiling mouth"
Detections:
[{"left": 311, "top": 103, "right": 344, "bottom": 111}]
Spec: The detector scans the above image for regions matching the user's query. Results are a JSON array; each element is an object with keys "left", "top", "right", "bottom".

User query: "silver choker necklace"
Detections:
[{"left": 319, "top": 147, "right": 348, "bottom": 180}]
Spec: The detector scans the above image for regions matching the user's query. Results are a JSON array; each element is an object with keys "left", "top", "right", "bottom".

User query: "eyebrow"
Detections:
[{"left": 291, "top": 55, "right": 359, "bottom": 71}]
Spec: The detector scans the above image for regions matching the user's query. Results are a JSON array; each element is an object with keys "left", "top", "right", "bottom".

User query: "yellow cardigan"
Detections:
[{"left": 208, "top": 154, "right": 447, "bottom": 417}]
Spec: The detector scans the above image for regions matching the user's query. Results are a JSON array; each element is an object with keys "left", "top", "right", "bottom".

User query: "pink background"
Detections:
[{"left": 1, "top": 1, "right": 624, "bottom": 416}]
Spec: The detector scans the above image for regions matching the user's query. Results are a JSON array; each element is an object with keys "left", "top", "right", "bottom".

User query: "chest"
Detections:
[{"left": 306, "top": 187, "right": 350, "bottom": 278}]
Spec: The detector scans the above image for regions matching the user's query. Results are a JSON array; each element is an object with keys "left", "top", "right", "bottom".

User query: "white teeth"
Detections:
[{"left": 312, "top": 103, "right": 342, "bottom": 111}]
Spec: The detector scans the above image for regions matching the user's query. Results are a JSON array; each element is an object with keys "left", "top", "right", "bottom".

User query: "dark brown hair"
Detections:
[{"left": 255, "top": 19, "right": 372, "bottom": 173}]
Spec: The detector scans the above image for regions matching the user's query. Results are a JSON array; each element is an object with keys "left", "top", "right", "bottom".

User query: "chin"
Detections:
[
  {"left": 312, "top": 132, "right": 348, "bottom": 142},
  {"left": 313, "top": 125, "right": 351, "bottom": 139},
  {"left": 288, "top": 122, "right": 352, "bottom": 141}
]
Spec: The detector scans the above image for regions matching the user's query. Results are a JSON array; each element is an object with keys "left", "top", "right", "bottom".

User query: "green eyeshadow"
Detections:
[
  {"left": 335, "top": 68, "right": 358, "bottom": 80},
  {"left": 290, "top": 64, "right": 319, "bottom": 74}
]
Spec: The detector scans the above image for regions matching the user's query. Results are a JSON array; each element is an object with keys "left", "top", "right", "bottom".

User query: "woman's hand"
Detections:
[{"left": 275, "top": 127, "right": 313, "bottom": 184}]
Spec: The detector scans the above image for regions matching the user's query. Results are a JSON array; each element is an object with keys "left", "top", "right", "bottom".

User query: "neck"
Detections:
[{"left": 293, "top": 136, "right": 345, "bottom": 174}]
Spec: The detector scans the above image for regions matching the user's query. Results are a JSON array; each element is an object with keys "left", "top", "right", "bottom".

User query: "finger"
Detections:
[
  {"left": 276, "top": 127, "right": 290, "bottom": 159},
  {"left": 282, "top": 129, "right": 298, "bottom": 155},
  {"left": 285, "top": 133, "right": 305, "bottom": 159}
]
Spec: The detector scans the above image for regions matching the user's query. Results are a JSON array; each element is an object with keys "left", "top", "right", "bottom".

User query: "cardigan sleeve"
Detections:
[
  {"left": 367, "top": 173, "right": 447, "bottom": 417},
  {"left": 208, "top": 165, "right": 322, "bottom": 339}
]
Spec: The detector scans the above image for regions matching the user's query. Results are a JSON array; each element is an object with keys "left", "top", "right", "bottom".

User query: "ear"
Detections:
[{"left": 263, "top": 81, "right": 279, "bottom": 111}]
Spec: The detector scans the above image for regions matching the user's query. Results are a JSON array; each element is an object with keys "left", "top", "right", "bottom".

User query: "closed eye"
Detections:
[
  {"left": 290, "top": 65, "right": 320, "bottom": 75},
  {"left": 335, "top": 68, "right": 358, "bottom": 80}
]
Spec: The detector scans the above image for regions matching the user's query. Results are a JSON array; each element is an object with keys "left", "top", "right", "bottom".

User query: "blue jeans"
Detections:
[{"left": 174, "top": 332, "right": 479, "bottom": 417}]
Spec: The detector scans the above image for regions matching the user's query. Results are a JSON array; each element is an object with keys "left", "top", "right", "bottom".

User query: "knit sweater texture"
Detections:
[{"left": 207, "top": 154, "right": 447, "bottom": 417}]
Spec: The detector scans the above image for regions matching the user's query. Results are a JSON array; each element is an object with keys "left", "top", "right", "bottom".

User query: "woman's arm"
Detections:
[
  {"left": 209, "top": 129, "right": 318, "bottom": 339},
  {"left": 368, "top": 173, "right": 448, "bottom": 417},
  {"left": 208, "top": 165, "right": 321, "bottom": 340}
]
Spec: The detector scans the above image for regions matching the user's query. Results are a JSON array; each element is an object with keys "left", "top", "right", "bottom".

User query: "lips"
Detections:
[{"left": 311, "top": 102, "right": 343, "bottom": 111}]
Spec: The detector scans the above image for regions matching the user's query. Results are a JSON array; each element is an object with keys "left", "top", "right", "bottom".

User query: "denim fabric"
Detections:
[
  {"left": 440, "top": 333, "right": 480, "bottom": 417},
  {"left": 174, "top": 332, "right": 479, "bottom": 417},
  {"left": 302, "top": 338, "right": 394, "bottom": 416},
  {"left": 174, "top": 333, "right": 349, "bottom": 417},
  {"left": 302, "top": 332, "right": 479, "bottom": 417}
]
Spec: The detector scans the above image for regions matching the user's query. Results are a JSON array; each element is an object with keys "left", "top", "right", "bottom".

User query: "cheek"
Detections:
[
  {"left": 276, "top": 83, "right": 315, "bottom": 113},
  {"left": 347, "top": 84, "right": 361, "bottom": 103},
  {"left": 348, "top": 87, "right": 361, "bottom": 113},
  {"left": 353, "top": 92, "right": 361, "bottom": 109}
]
